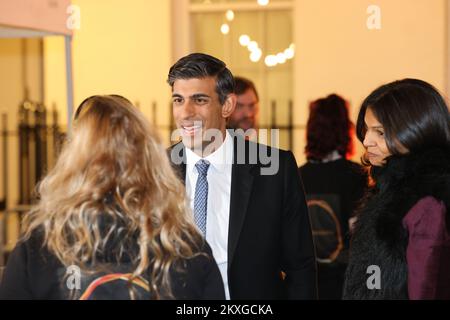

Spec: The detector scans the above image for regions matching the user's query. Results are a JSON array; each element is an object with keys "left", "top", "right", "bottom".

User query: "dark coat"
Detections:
[
  {"left": 343, "top": 146, "right": 450, "bottom": 299},
  {"left": 0, "top": 230, "right": 225, "bottom": 300},
  {"left": 169, "top": 135, "right": 317, "bottom": 299}
]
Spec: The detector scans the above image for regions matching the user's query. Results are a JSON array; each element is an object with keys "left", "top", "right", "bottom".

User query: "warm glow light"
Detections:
[
  {"left": 226, "top": 10, "right": 235, "bottom": 21},
  {"left": 250, "top": 49, "right": 262, "bottom": 62},
  {"left": 221, "top": 23, "right": 230, "bottom": 35},
  {"left": 248, "top": 41, "right": 258, "bottom": 52},
  {"left": 257, "top": 0, "right": 269, "bottom": 6},
  {"left": 265, "top": 55, "right": 277, "bottom": 67},
  {"left": 239, "top": 34, "right": 250, "bottom": 46},
  {"left": 276, "top": 53, "right": 287, "bottom": 64},
  {"left": 284, "top": 48, "right": 295, "bottom": 59},
  {"left": 240, "top": 35, "right": 293, "bottom": 66}
]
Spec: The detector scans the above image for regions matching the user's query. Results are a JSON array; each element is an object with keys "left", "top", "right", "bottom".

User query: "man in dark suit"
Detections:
[{"left": 167, "top": 53, "right": 317, "bottom": 300}]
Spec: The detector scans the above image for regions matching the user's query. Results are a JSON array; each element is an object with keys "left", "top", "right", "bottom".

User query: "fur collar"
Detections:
[
  {"left": 344, "top": 146, "right": 450, "bottom": 299},
  {"left": 373, "top": 146, "right": 450, "bottom": 202},
  {"left": 372, "top": 146, "right": 450, "bottom": 244}
]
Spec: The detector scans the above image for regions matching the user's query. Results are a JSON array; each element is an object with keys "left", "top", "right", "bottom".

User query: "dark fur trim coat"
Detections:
[{"left": 343, "top": 147, "right": 450, "bottom": 299}]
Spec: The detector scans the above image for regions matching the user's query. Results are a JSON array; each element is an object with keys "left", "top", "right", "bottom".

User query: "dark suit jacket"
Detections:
[{"left": 169, "top": 134, "right": 317, "bottom": 299}]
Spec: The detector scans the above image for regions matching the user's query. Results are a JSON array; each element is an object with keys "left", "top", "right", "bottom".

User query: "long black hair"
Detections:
[{"left": 356, "top": 78, "right": 450, "bottom": 163}]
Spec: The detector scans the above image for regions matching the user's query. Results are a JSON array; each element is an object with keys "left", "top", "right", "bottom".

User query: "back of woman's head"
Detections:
[
  {"left": 24, "top": 95, "right": 202, "bottom": 298},
  {"left": 66, "top": 95, "right": 175, "bottom": 201},
  {"left": 305, "top": 94, "right": 354, "bottom": 160},
  {"left": 356, "top": 78, "right": 450, "bottom": 155}
]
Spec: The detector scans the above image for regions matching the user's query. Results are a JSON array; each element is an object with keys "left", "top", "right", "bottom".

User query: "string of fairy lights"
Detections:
[{"left": 218, "top": 0, "right": 295, "bottom": 67}]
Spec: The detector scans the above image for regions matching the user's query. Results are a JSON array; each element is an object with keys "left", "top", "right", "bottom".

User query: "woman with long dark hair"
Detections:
[{"left": 343, "top": 79, "right": 450, "bottom": 299}]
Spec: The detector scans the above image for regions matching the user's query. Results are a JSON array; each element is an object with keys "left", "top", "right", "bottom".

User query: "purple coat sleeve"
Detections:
[{"left": 403, "top": 196, "right": 450, "bottom": 300}]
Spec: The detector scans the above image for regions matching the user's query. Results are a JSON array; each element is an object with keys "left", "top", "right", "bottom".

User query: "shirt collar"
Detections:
[
  {"left": 309, "top": 150, "right": 343, "bottom": 164},
  {"left": 185, "top": 130, "right": 233, "bottom": 174}
]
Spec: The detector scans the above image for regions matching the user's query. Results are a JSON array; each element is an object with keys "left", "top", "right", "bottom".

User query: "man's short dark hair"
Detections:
[
  {"left": 234, "top": 76, "right": 259, "bottom": 101},
  {"left": 167, "top": 53, "right": 235, "bottom": 105}
]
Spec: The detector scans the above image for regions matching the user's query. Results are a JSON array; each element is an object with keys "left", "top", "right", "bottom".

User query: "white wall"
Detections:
[{"left": 44, "top": 0, "right": 173, "bottom": 143}]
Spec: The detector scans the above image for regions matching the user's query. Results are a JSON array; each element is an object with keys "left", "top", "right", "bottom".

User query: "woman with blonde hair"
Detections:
[{"left": 0, "top": 95, "right": 225, "bottom": 299}]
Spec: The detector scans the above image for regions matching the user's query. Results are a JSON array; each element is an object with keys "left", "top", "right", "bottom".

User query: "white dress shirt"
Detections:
[{"left": 185, "top": 130, "right": 233, "bottom": 300}]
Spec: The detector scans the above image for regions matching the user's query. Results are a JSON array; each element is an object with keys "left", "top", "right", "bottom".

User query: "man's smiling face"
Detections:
[{"left": 172, "top": 77, "right": 229, "bottom": 152}]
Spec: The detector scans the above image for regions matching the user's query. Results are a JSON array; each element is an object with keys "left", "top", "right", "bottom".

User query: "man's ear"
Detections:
[{"left": 222, "top": 93, "right": 237, "bottom": 118}]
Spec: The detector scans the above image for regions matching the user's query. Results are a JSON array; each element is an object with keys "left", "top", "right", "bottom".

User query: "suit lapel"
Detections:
[{"left": 228, "top": 137, "right": 256, "bottom": 267}]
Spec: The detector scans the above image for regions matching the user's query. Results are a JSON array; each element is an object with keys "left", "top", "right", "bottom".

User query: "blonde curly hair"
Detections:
[{"left": 22, "top": 95, "right": 202, "bottom": 299}]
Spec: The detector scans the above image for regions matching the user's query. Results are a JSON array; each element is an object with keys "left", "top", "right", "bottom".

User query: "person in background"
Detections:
[
  {"left": 227, "top": 76, "right": 259, "bottom": 133},
  {"left": 0, "top": 95, "right": 225, "bottom": 300},
  {"left": 343, "top": 79, "right": 450, "bottom": 299},
  {"left": 299, "top": 94, "right": 367, "bottom": 300}
]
